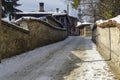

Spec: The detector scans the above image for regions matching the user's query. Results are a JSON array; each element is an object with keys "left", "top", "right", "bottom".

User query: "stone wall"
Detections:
[
  {"left": 0, "top": 19, "right": 67, "bottom": 60},
  {"left": 92, "top": 19, "right": 120, "bottom": 78},
  {"left": 23, "top": 18, "right": 67, "bottom": 49},
  {"left": 0, "top": 20, "right": 30, "bottom": 59}
]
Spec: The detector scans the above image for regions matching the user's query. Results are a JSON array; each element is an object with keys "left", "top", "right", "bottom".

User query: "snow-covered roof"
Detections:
[
  {"left": 15, "top": 12, "right": 54, "bottom": 14},
  {"left": 15, "top": 12, "right": 67, "bottom": 16},
  {"left": 81, "top": 21, "right": 92, "bottom": 25},
  {"left": 15, "top": 17, "right": 41, "bottom": 23},
  {"left": 76, "top": 22, "right": 82, "bottom": 27},
  {"left": 76, "top": 21, "right": 92, "bottom": 28}
]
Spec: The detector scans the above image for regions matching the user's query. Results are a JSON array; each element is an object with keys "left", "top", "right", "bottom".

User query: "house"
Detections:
[
  {"left": 53, "top": 13, "right": 79, "bottom": 36},
  {"left": 14, "top": 2, "right": 53, "bottom": 20},
  {"left": 14, "top": 2, "right": 79, "bottom": 36},
  {"left": 76, "top": 21, "right": 92, "bottom": 36}
]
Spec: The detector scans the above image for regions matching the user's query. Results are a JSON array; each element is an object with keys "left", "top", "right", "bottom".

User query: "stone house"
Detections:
[{"left": 76, "top": 21, "right": 92, "bottom": 36}]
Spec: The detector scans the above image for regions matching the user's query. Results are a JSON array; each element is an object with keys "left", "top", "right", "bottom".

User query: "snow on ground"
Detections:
[
  {"left": 0, "top": 36, "right": 118, "bottom": 80},
  {"left": 0, "top": 36, "right": 73, "bottom": 78},
  {"left": 64, "top": 37, "right": 118, "bottom": 80}
]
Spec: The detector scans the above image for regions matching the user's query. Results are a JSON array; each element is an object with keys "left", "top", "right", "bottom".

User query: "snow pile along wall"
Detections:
[
  {"left": 0, "top": 18, "right": 67, "bottom": 60},
  {"left": 92, "top": 15, "right": 120, "bottom": 78}
]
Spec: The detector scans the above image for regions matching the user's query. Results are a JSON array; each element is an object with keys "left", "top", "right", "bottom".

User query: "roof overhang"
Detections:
[{"left": 76, "top": 21, "right": 92, "bottom": 29}]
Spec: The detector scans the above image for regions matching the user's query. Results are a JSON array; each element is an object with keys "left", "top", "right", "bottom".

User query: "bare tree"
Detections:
[
  {"left": 88, "top": 0, "right": 99, "bottom": 22},
  {"left": 78, "top": 0, "right": 99, "bottom": 22}
]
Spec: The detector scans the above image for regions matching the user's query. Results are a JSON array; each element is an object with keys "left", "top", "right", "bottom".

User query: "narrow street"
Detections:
[{"left": 0, "top": 36, "right": 118, "bottom": 80}]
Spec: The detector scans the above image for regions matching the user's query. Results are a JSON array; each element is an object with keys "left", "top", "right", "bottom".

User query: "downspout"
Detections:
[{"left": 109, "top": 26, "right": 112, "bottom": 60}]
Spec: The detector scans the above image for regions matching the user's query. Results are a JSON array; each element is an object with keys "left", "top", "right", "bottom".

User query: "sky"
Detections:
[{"left": 17, "top": 0, "right": 78, "bottom": 17}]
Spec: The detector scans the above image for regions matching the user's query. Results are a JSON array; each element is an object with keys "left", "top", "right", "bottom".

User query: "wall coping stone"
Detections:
[
  {"left": 1, "top": 20, "right": 30, "bottom": 34},
  {"left": 15, "top": 17, "right": 67, "bottom": 31},
  {"left": 96, "top": 15, "right": 120, "bottom": 28}
]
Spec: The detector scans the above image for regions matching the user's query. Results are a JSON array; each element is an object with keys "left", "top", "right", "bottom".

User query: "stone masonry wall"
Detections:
[
  {"left": 93, "top": 20, "right": 120, "bottom": 78},
  {"left": 25, "top": 19, "right": 67, "bottom": 49},
  {"left": 0, "top": 19, "right": 67, "bottom": 60},
  {"left": 0, "top": 20, "right": 30, "bottom": 59}
]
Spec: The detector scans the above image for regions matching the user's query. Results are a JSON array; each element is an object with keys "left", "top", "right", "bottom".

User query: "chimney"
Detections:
[
  {"left": 56, "top": 8, "right": 59, "bottom": 13},
  {"left": 39, "top": 2, "right": 44, "bottom": 12}
]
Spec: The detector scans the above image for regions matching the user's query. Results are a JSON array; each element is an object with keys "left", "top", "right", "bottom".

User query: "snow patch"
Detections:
[{"left": 96, "top": 15, "right": 120, "bottom": 25}]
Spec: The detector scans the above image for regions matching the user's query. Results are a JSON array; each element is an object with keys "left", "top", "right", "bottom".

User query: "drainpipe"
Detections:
[{"left": 109, "top": 26, "right": 112, "bottom": 60}]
